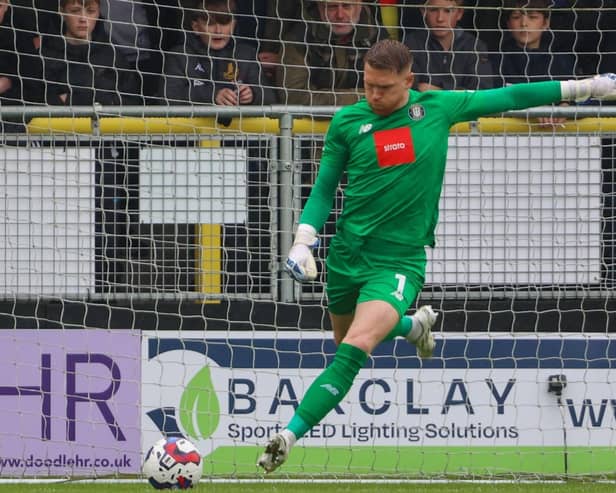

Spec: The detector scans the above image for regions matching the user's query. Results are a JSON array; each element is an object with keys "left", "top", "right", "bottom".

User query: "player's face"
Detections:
[
  {"left": 364, "top": 62, "right": 414, "bottom": 116},
  {"left": 318, "top": 1, "right": 363, "bottom": 37},
  {"left": 62, "top": 1, "right": 100, "bottom": 42},
  {"left": 192, "top": 11, "right": 236, "bottom": 50},
  {"left": 507, "top": 10, "right": 549, "bottom": 50},
  {"left": 421, "top": 0, "right": 463, "bottom": 42}
]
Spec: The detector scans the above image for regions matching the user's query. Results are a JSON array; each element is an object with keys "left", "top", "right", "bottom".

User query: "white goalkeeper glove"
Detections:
[
  {"left": 561, "top": 73, "right": 616, "bottom": 102},
  {"left": 285, "top": 224, "right": 319, "bottom": 282}
]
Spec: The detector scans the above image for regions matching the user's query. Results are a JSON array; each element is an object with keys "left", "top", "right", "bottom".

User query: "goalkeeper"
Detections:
[{"left": 258, "top": 38, "right": 616, "bottom": 473}]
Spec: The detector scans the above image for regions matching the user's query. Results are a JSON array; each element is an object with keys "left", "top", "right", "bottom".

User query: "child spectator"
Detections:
[
  {"left": 160, "top": 0, "right": 276, "bottom": 106},
  {"left": 492, "top": 0, "right": 575, "bottom": 86},
  {"left": 402, "top": 0, "right": 495, "bottom": 91},
  {"left": 492, "top": 0, "right": 576, "bottom": 127},
  {"left": 41, "top": 0, "right": 141, "bottom": 105}
]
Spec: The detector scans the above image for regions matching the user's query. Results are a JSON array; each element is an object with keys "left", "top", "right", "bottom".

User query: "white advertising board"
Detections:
[
  {"left": 0, "top": 147, "right": 95, "bottom": 296},
  {"left": 430, "top": 135, "right": 602, "bottom": 285},
  {"left": 139, "top": 147, "right": 247, "bottom": 224},
  {"left": 142, "top": 331, "right": 616, "bottom": 475}
]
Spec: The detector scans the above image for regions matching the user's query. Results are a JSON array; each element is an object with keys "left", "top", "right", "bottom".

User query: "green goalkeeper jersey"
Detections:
[{"left": 300, "top": 81, "right": 562, "bottom": 248}]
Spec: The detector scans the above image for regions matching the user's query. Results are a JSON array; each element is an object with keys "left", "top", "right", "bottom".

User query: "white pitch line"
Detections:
[{"left": 0, "top": 478, "right": 579, "bottom": 484}]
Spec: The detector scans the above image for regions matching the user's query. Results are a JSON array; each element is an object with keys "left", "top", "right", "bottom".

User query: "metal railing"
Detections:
[{"left": 1, "top": 105, "right": 615, "bottom": 302}]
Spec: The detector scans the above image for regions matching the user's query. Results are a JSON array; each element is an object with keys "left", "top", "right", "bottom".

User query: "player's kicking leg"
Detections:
[
  {"left": 406, "top": 305, "right": 438, "bottom": 359},
  {"left": 257, "top": 429, "right": 295, "bottom": 473}
]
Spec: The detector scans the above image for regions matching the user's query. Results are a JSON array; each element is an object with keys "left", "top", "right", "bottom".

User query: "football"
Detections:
[{"left": 143, "top": 437, "right": 202, "bottom": 489}]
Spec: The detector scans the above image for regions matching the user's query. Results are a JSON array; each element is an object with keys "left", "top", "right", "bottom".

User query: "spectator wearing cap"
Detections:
[{"left": 160, "top": 0, "right": 276, "bottom": 105}]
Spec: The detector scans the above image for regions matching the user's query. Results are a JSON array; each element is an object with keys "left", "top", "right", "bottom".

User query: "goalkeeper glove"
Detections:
[
  {"left": 285, "top": 224, "right": 319, "bottom": 282},
  {"left": 561, "top": 73, "right": 616, "bottom": 102}
]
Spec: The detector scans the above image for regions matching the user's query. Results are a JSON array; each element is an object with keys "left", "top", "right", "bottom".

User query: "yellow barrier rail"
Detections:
[{"left": 27, "top": 116, "right": 616, "bottom": 135}]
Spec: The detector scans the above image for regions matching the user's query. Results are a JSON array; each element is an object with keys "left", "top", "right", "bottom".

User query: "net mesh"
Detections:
[{"left": 0, "top": 0, "right": 615, "bottom": 481}]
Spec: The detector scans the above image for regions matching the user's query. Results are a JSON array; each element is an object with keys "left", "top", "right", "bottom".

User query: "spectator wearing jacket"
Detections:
[
  {"left": 491, "top": 0, "right": 575, "bottom": 86},
  {"left": 160, "top": 0, "right": 275, "bottom": 106},
  {"left": 40, "top": 0, "right": 143, "bottom": 291},
  {"left": 276, "top": 0, "right": 389, "bottom": 106},
  {"left": 491, "top": 0, "right": 576, "bottom": 128},
  {"left": 40, "top": 0, "right": 141, "bottom": 106},
  {"left": 402, "top": 0, "right": 495, "bottom": 91}
]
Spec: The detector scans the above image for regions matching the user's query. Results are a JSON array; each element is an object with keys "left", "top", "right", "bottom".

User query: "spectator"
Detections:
[
  {"left": 492, "top": 0, "right": 575, "bottom": 127},
  {"left": 41, "top": 0, "right": 141, "bottom": 105},
  {"left": 0, "top": 0, "right": 44, "bottom": 105},
  {"left": 26, "top": 0, "right": 170, "bottom": 101},
  {"left": 257, "top": 1, "right": 385, "bottom": 78},
  {"left": 277, "top": 0, "right": 389, "bottom": 106},
  {"left": 400, "top": 0, "right": 509, "bottom": 54},
  {"left": 492, "top": 0, "right": 575, "bottom": 86},
  {"left": 402, "top": 0, "right": 494, "bottom": 91},
  {"left": 39, "top": 0, "right": 142, "bottom": 292},
  {"left": 160, "top": 0, "right": 276, "bottom": 105}
]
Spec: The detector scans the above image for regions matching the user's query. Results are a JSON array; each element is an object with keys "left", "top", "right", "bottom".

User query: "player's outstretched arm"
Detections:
[
  {"left": 561, "top": 73, "right": 616, "bottom": 102},
  {"left": 452, "top": 74, "right": 616, "bottom": 123},
  {"left": 285, "top": 224, "right": 319, "bottom": 282}
]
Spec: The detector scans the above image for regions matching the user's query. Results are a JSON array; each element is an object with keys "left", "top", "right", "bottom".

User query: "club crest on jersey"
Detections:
[
  {"left": 408, "top": 104, "right": 425, "bottom": 121},
  {"left": 373, "top": 127, "right": 416, "bottom": 168}
]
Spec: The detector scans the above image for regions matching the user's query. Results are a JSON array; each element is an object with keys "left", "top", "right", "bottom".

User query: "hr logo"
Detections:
[{"left": 0, "top": 353, "right": 126, "bottom": 441}]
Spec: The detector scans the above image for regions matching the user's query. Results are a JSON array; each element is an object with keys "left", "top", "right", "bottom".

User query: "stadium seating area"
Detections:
[{"left": 0, "top": 0, "right": 614, "bottom": 110}]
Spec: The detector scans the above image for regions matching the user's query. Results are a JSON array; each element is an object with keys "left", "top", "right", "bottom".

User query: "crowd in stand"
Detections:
[{"left": 0, "top": 0, "right": 615, "bottom": 113}]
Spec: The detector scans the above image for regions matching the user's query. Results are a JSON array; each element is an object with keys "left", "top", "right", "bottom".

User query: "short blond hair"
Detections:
[{"left": 364, "top": 39, "right": 413, "bottom": 74}]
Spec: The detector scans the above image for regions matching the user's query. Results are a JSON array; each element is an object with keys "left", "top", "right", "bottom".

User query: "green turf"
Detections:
[
  {"left": 1, "top": 483, "right": 616, "bottom": 493},
  {"left": 201, "top": 446, "right": 616, "bottom": 475}
]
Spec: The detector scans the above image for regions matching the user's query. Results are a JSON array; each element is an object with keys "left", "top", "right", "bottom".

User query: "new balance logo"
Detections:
[
  {"left": 320, "top": 384, "right": 339, "bottom": 396},
  {"left": 193, "top": 80, "right": 204, "bottom": 86},
  {"left": 358, "top": 123, "right": 373, "bottom": 135},
  {"left": 195, "top": 63, "right": 205, "bottom": 72}
]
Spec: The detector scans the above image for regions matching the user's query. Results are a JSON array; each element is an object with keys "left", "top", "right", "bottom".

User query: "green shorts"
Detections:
[{"left": 325, "top": 233, "right": 427, "bottom": 318}]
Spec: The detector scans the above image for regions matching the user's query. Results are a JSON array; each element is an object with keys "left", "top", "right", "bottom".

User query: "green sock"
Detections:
[
  {"left": 288, "top": 343, "right": 368, "bottom": 440},
  {"left": 383, "top": 315, "right": 411, "bottom": 341}
]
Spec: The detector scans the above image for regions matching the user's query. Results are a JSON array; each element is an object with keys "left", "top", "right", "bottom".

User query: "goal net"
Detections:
[{"left": 0, "top": 0, "right": 615, "bottom": 481}]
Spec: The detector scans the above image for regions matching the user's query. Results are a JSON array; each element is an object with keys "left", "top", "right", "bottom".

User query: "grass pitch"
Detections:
[{"left": 0, "top": 482, "right": 615, "bottom": 493}]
